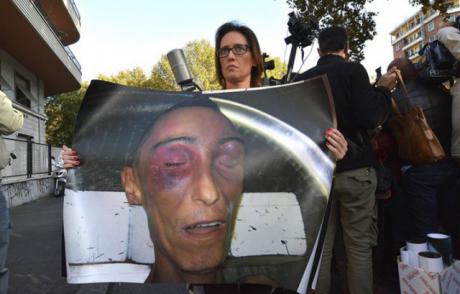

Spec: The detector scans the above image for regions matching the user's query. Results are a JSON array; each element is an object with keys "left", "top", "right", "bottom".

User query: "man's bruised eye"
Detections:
[
  {"left": 164, "top": 151, "right": 188, "bottom": 167},
  {"left": 215, "top": 141, "right": 245, "bottom": 169},
  {"left": 153, "top": 145, "right": 195, "bottom": 170}
]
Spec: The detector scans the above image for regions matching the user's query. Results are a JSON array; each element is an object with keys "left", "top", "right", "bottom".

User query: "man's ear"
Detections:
[{"left": 121, "top": 167, "right": 143, "bottom": 205}]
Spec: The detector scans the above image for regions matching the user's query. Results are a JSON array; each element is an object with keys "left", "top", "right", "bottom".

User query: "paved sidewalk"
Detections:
[
  {"left": 7, "top": 196, "right": 79, "bottom": 294},
  {"left": 6, "top": 196, "right": 188, "bottom": 294}
]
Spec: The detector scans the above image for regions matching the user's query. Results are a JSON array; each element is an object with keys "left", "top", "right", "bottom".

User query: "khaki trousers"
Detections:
[{"left": 316, "top": 167, "right": 378, "bottom": 294}]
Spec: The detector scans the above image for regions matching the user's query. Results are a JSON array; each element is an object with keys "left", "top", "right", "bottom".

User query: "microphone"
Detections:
[{"left": 167, "top": 49, "right": 200, "bottom": 91}]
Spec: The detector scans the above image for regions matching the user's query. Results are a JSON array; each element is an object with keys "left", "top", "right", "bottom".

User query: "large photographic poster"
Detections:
[{"left": 64, "top": 78, "right": 336, "bottom": 292}]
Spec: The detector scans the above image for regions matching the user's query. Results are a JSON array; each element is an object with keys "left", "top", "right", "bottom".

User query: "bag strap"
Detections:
[
  {"left": 390, "top": 97, "right": 402, "bottom": 116},
  {"left": 390, "top": 69, "right": 414, "bottom": 116},
  {"left": 395, "top": 70, "right": 410, "bottom": 102}
]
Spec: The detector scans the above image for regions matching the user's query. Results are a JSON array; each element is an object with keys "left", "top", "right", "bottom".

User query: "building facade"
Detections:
[
  {"left": 390, "top": 0, "right": 460, "bottom": 63},
  {"left": 0, "top": 0, "right": 82, "bottom": 206}
]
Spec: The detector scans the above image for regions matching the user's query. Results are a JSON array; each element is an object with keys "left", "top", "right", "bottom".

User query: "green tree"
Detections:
[
  {"left": 146, "top": 39, "right": 221, "bottom": 91},
  {"left": 287, "top": 0, "right": 451, "bottom": 62},
  {"left": 45, "top": 82, "right": 88, "bottom": 146},
  {"left": 98, "top": 66, "right": 148, "bottom": 87},
  {"left": 411, "top": 0, "right": 450, "bottom": 14},
  {"left": 144, "top": 55, "right": 178, "bottom": 91},
  {"left": 287, "top": 0, "right": 377, "bottom": 62},
  {"left": 45, "top": 39, "right": 289, "bottom": 145},
  {"left": 264, "top": 57, "right": 288, "bottom": 80}
]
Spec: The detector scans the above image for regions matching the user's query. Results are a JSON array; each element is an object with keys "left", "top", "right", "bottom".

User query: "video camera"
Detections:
[
  {"left": 263, "top": 11, "right": 317, "bottom": 85},
  {"left": 285, "top": 12, "right": 316, "bottom": 48}
]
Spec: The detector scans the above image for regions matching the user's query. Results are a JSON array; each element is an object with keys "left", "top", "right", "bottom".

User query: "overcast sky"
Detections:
[{"left": 70, "top": 0, "right": 420, "bottom": 82}]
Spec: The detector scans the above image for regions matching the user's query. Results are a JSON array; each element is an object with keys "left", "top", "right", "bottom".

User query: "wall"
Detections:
[
  {"left": 0, "top": 48, "right": 47, "bottom": 144},
  {"left": 1, "top": 177, "right": 53, "bottom": 208}
]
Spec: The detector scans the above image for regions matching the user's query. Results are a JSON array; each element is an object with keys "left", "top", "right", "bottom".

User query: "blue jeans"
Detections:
[
  {"left": 0, "top": 190, "right": 8, "bottom": 294},
  {"left": 402, "top": 160, "right": 460, "bottom": 238}
]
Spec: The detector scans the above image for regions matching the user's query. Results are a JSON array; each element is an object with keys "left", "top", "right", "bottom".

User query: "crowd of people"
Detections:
[{"left": 59, "top": 19, "right": 460, "bottom": 294}]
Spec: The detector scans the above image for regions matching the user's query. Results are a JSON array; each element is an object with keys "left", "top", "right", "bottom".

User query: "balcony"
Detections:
[
  {"left": 33, "top": 0, "right": 81, "bottom": 45},
  {"left": 0, "top": 0, "right": 82, "bottom": 96}
]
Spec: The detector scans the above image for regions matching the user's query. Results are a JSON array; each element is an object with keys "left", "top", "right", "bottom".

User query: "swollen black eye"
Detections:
[{"left": 164, "top": 162, "right": 185, "bottom": 167}]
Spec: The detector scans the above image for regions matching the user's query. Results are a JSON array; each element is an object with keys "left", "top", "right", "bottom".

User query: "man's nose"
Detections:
[{"left": 192, "top": 168, "right": 220, "bottom": 205}]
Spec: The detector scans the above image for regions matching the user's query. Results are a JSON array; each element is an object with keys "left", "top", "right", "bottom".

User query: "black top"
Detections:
[{"left": 295, "top": 55, "right": 392, "bottom": 172}]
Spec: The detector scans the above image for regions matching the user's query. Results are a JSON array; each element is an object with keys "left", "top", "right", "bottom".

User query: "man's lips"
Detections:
[{"left": 183, "top": 220, "right": 226, "bottom": 235}]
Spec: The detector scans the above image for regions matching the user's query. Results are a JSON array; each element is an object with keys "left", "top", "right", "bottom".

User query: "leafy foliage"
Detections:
[
  {"left": 145, "top": 39, "right": 221, "bottom": 91},
  {"left": 46, "top": 40, "right": 234, "bottom": 145},
  {"left": 410, "top": 0, "right": 451, "bottom": 14},
  {"left": 264, "top": 57, "right": 288, "bottom": 80},
  {"left": 287, "top": 0, "right": 452, "bottom": 61},
  {"left": 98, "top": 67, "right": 148, "bottom": 88},
  {"left": 287, "top": 0, "right": 377, "bottom": 62},
  {"left": 45, "top": 82, "right": 88, "bottom": 146},
  {"left": 45, "top": 39, "right": 288, "bottom": 145}
]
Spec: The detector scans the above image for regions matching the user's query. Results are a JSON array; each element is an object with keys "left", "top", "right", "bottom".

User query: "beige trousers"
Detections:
[{"left": 316, "top": 167, "right": 378, "bottom": 294}]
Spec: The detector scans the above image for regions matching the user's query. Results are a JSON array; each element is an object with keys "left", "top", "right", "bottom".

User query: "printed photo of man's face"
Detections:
[
  {"left": 121, "top": 103, "right": 245, "bottom": 281},
  {"left": 66, "top": 79, "right": 336, "bottom": 289}
]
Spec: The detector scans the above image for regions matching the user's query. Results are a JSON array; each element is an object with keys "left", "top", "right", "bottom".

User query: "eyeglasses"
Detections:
[{"left": 217, "top": 44, "right": 250, "bottom": 58}]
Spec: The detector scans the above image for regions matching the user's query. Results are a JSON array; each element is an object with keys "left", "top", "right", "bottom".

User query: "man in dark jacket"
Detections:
[
  {"left": 294, "top": 26, "right": 397, "bottom": 294},
  {"left": 388, "top": 57, "right": 460, "bottom": 258}
]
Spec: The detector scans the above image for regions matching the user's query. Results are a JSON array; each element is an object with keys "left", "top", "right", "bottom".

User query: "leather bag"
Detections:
[{"left": 386, "top": 72, "right": 445, "bottom": 165}]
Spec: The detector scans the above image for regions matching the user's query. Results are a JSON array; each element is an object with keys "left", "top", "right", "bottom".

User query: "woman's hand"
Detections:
[
  {"left": 325, "top": 128, "right": 348, "bottom": 161},
  {"left": 62, "top": 145, "right": 80, "bottom": 168}
]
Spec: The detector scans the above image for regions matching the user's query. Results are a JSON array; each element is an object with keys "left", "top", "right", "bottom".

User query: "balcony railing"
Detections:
[
  {"left": 64, "top": 46, "right": 81, "bottom": 71},
  {"left": 68, "top": 0, "right": 80, "bottom": 21},
  {"left": 28, "top": 0, "right": 82, "bottom": 75}
]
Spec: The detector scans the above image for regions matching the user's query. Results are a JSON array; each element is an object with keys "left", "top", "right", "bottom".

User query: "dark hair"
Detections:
[
  {"left": 318, "top": 26, "right": 348, "bottom": 54},
  {"left": 387, "top": 58, "right": 417, "bottom": 82},
  {"left": 214, "top": 21, "right": 264, "bottom": 88},
  {"left": 455, "top": 15, "right": 460, "bottom": 30}
]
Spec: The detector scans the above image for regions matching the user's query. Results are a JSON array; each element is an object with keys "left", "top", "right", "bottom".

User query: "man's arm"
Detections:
[
  {"left": 437, "top": 26, "right": 460, "bottom": 61},
  {"left": 0, "top": 90, "right": 24, "bottom": 135},
  {"left": 349, "top": 63, "right": 393, "bottom": 129}
]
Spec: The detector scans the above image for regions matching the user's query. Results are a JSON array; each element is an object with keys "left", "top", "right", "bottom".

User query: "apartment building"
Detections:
[
  {"left": 390, "top": 0, "right": 460, "bottom": 63},
  {"left": 0, "top": 0, "right": 82, "bottom": 206}
]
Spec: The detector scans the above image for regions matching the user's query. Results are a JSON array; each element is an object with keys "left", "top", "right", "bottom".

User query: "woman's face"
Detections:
[{"left": 218, "top": 31, "right": 255, "bottom": 89}]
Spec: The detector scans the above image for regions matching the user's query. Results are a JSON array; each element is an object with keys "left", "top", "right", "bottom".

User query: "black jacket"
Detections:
[
  {"left": 295, "top": 55, "right": 392, "bottom": 172},
  {"left": 392, "top": 79, "right": 452, "bottom": 155}
]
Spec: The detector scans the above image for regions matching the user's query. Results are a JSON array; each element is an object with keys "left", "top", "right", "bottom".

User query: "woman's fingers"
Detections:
[
  {"left": 62, "top": 145, "right": 80, "bottom": 168},
  {"left": 325, "top": 128, "right": 348, "bottom": 160}
]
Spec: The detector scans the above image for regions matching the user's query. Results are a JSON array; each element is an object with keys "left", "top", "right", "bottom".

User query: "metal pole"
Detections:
[
  {"left": 48, "top": 144, "right": 52, "bottom": 175},
  {"left": 27, "top": 138, "right": 32, "bottom": 178},
  {"left": 285, "top": 41, "right": 299, "bottom": 83}
]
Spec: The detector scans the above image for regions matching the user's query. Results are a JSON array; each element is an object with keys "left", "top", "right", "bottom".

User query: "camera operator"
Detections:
[
  {"left": 294, "top": 26, "right": 398, "bottom": 294},
  {"left": 0, "top": 88, "right": 23, "bottom": 293},
  {"left": 437, "top": 16, "right": 460, "bottom": 163}
]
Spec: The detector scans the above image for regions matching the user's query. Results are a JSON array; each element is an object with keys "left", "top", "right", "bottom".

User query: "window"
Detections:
[
  {"left": 405, "top": 49, "right": 413, "bottom": 58},
  {"left": 15, "top": 74, "right": 31, "bottom": 108},
  {"left": 395, "top": 42, "right": 400, "bottom": 51},
  {"left": 427, "top": 21, "right": 435, "bottom": 32}
]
